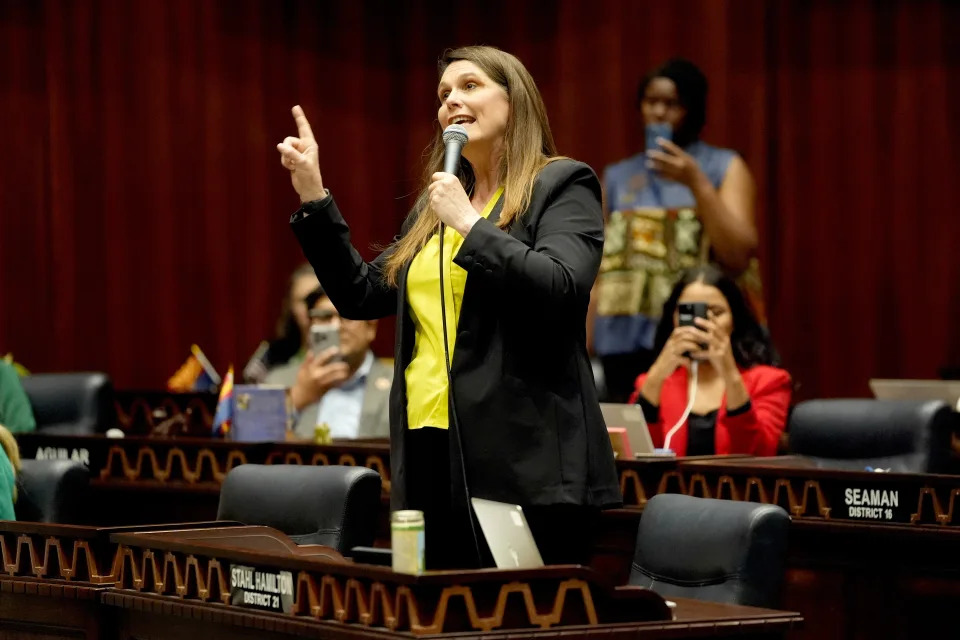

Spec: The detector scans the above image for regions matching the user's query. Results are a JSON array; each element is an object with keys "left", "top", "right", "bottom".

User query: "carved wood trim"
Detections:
[
  {"left": 619, "top": 470, "right": 647, "bottom": 507},
  {"left": 113, "top": 546, "right": 617, "bottom": 634},
  {"left": 911, "top": 487, "right": 947, "bottom": 524}
]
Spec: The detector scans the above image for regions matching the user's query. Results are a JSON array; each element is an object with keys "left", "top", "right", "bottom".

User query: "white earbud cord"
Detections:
[{"left": 663, "top": 360, "right": 698, "bottom": 452}]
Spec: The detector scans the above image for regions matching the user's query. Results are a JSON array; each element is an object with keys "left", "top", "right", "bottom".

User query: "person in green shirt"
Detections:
[
  {"left": 0, "top": 360, "right": 34, "bottom": 520},
  {"left": 0, "top": 361, "right": 36, "bottom": 433},
  {"left": 0, "top": 426, "right": 20, "bottom": 520}
]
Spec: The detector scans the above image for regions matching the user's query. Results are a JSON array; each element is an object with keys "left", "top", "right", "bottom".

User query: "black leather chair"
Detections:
[
  {"left": 788, "top": 399, "right": 953, "bottom": 473},
  {"left": 217, "top": 464, "right": 381, "bottom": 554},
  {"left": 20, "top": 372, "right": 114, "bottom": 435},
  {"left": 629, "top": 494, "right": 790, "bottom": 609},
  {"left": 15, "top": 459, "right": 90, "bottom": 523}
]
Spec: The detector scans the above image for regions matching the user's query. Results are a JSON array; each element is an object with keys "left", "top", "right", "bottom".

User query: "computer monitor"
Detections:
[
  {"left": 869, "top": 379, "right": 960, "bottom": 409},
  {"left": 600, "top": 402, "right": 655, "bottom": 457},
  {"left": 470, "top": 498, "right": 544, "bottom": 569}
]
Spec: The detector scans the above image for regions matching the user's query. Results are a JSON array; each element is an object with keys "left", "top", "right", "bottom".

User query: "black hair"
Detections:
[
  {"left": 264, "top": 264, "right": 319, "bottom": 367},
  {"left": 637, "top": 57, "right": 708, "bottom": 147},
  {"left": 652, "top": 265, "right": 780, "bottom": 369}
]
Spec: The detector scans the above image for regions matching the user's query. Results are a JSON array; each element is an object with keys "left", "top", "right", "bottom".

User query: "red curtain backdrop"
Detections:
[{"left": 1, "top": 0, "right": 958, "bottom": 399}]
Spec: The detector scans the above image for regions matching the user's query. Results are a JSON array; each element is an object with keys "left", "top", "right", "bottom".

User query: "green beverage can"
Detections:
[{"left": 390, "top": 510, "right": 425, "bottom": 574}]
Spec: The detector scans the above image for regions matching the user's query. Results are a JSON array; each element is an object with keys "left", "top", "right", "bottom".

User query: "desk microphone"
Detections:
[{"left": 442, "top": 124, "right": 469, "bottom": 174}]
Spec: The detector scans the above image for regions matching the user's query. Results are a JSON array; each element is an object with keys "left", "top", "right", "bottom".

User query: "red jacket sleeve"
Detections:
[
  {"left": 722, "top": 367, "right": 792, "bottom": 456},
  {"left": 628, "top": 372, "right": 646, "bottom": 405}
]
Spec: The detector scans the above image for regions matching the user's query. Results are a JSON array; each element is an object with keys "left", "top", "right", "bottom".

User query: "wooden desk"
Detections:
[
  {"left": 12, "top": 434, "right": 718, "bottom": 525},
  {"left": 14, "top": 433, "right": 393, "bottom": 526},
  {"left": 670, "top": 456, "right": 960, "bottom": 639},
  {"left": 102, "top": 525, "right": 798, "bottom": 639},
  {"left": 19, "top": 432, "right": 960, "bottom": 639},
  {"left": 103, "top": 593, "right": 800, "bottom": 640},
  {"left": 0, "top": 522, "right": 801, "bottom": 640},
  {"left": 0, "top": 521, "right": 240, "bottom": 639}
]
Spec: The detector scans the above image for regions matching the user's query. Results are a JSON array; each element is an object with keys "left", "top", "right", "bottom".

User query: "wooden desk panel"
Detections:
[
  {"left": 0, "top": 520, "right": 800, "bottom": 640},
  {"left": 17, "top": 432, "right": 960, "bottom": 639},
  {"left": 679, "top": 455, "right": 960, "bottom": 526},
  {"left": 104, "top": 592, "right": 799, "bottom": 640},
  {"left": 103, "top": 525, "right": 797, "bottom": 639},
  {"left": 0, "top": 578, "right": 105, "bottom": 640},
  {"left": 108, "top": 526, "right": 672, "bottom": 634}
]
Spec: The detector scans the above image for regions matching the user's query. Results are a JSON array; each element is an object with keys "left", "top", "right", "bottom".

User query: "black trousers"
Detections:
[
  {"left": 405, "top": 426, "right": 483, "bottom": 569},
  {"left": 404, "top": 426, "right": 599, "bottom": 569}
]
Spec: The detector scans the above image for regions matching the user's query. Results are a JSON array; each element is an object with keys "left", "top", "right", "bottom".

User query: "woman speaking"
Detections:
[{"left": 276, "top": 46, "right": 620, "bottom": 569}]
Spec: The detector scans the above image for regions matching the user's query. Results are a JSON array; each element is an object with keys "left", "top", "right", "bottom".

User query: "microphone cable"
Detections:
[
  {"left": 437, "top": 221, "right": 484, "bottom": 567},
  {"left": 663, "top": 360, "right": 698, "bottom": 452}
]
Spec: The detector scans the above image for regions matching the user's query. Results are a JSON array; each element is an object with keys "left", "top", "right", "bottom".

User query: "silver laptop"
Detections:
[
  {"left": 470, "top": 498, "right": 544, "bottom": 569},
  {"left": 600, "top": 402, "right": 655, "bottom": 457},
  {"left": 869, "top": 379, "right": 960, "bottom": 409}
]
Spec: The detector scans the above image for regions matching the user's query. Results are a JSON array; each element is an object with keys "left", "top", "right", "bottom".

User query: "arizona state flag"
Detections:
[
  {"left": 212, "top": 366, "right": 235, "bottom": 436},
  {"left": 167, "top": 345, "right": 221, "bottom": 393}
]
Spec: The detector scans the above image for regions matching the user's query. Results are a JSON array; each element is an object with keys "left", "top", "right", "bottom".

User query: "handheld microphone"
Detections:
[
  {"left": 442, "top": 124, "right": 469, "bottom": 174},
  {"left": 437, "top": 122, "right": 483, "bottom": 566}
]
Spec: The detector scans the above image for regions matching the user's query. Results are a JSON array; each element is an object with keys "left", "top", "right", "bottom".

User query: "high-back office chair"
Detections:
[
  {"left": 217, "top": 464, "right": 381, "bottom": 554},
  {"left": 629, "top": 494, "right": 790, "bottom": 609},
  {"left": 788, "top": 399, "right": 953, "bottom": 473},
  {"left": 15, "top": 459, "right": 91, "bottom": 523},
  {"left": 20, "top": 372, "right": 114, "bottom": 435}
]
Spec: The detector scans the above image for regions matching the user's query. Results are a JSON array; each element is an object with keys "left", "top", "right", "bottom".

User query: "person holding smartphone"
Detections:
[
  {"left": 266, "top": 286, "right": 393, "bottom": 440},
  {"left": 590, "top": 58, "right": 761, "bottom": 403},
  {"left": 629, "top": 266, "right": 790, "bottom": 457}
]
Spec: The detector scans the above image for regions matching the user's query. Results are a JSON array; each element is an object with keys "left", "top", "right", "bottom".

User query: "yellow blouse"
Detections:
[{"left": 404, "top": 187, "right": 504, "bottom": 430}]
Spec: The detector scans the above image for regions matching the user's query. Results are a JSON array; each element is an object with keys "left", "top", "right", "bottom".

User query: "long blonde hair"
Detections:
[
  {"left": 0, "top": 425, "right": 21, "bottom": 503},
  {"left": 384, "top": 46, "right": 559, "bottom": 286}
]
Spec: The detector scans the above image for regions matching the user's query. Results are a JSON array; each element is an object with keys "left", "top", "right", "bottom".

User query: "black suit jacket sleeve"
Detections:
[
  {"left": 290, "top": 195, "right": 398, "bottom": 320},
  {"left": 453, "top": 162, "right": 602, "bottom": 310}
]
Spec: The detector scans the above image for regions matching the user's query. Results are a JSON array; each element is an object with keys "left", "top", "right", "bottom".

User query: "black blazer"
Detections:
[{"left": 291, "top": 159, "right": 621, "bottom": 511}]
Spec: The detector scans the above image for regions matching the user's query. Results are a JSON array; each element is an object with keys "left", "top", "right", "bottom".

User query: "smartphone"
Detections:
[
  {"left": 645, "top": 122, "right": 673, "bottom": 153},
  {"left": 677, "top": 302, "right": 708, "bottom": 327},
  {"left": 309, "top": 324, "right": 340, "bottom": 355},
  {"left": 677, "top": 302, "right": 709, "bottom": 357}
]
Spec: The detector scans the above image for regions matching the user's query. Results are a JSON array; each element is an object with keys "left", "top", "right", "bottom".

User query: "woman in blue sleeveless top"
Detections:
[{"left": 592, "top": 58, "right": 760, "bottom": 402}]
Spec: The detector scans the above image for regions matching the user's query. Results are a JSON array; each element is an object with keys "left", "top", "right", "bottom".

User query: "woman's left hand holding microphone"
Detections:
[
  {"left": 429, "top": 173, "right": 480, "bottom": 237},
  {"left": 277, "top": 105, "right": 327, "bottom": 203}
]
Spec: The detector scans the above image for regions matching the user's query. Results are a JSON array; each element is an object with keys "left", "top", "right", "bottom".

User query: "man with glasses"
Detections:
[{"left": 265, "top": 286, "right": 392, "bottom": 440}]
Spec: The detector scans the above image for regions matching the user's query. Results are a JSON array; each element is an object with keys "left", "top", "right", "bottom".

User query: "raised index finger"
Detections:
[{"left": 291, "top": 105, "right": 316, "bottom": 141}]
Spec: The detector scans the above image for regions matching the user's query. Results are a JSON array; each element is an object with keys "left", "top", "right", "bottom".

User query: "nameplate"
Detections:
[
  {"left": 34, "top": 446, "right": 90, "bottom": 466},
  {"left": 229, "top": 564, "right": 294, "bottom": 613},
  {"left": 827, "top": 482, "right": 917, "bottom": 524}
]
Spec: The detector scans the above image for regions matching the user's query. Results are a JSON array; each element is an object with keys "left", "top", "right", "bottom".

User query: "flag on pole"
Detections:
[
  {"left": 212, "top": 365, "right": 235, "bottom": 436},
  {"left": 167, "top": 345, "right": 221, "bottom": 393}
]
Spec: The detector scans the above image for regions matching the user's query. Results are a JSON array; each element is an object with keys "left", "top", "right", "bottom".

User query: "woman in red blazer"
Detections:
[{"left": 630, "top": 266, "right": 791, "bottom": 456}]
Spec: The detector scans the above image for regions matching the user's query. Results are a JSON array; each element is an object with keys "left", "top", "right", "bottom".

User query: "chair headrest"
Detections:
[
  {"left": 20, "top": 372, "right": 114, "bottom": 434},
  {"left": 788, "top": 399, "right": 950, "bottom": 471},
  {"left": 217, "top": 464, "right": 382, "bottom": 553},
  {"left": 15, "top": 459, "right": 91, "bottom": 523},
  {"left": 634, "top": 494, "right": 790, "bottom": 588}
]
